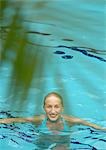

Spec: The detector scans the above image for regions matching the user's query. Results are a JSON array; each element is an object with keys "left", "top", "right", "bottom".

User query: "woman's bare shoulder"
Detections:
[
  {"left": 28, "top": 114, "right": 46, "bottom": 123},
  {"left": 62, "top": 114, "right": 78, "bottom": 123}
]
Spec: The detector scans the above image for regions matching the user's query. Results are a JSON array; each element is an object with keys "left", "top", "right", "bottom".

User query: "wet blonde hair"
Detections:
[{"left": 43, "top": 92, "right": 64, "bottom": 107}]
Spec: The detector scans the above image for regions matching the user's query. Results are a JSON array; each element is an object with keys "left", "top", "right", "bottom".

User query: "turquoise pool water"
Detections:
[
  {"left": 0, "top": 0, "right": 106, "bottom": 149},
  {"left": 0, "top": 111, "right": 106, "bottom": 149}
]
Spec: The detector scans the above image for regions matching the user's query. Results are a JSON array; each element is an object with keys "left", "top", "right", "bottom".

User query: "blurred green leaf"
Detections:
[{"left": 0, "top": 0, "right": 44, "bottom": 106}]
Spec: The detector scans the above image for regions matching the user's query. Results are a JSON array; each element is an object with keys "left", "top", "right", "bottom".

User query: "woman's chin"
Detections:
[
  {"left": 50, "top": 118, "right": 57, "bottom": 122},
  {"left": 48, "top": 116, "right": 59, "bottom": 122}
]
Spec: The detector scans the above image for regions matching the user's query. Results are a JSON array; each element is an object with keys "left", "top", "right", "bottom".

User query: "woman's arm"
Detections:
[
  {"left": 63, "top": 115, "right": 106, "bottom": 131},
  {"left": 72, "top": 118, "right": 106, "bottom": 130},
  {"left": 0, "top": 117, "right": 34, "bottom": 124},
  {"left": 0, "top": 115, "right": 45, "bottom": 124}
]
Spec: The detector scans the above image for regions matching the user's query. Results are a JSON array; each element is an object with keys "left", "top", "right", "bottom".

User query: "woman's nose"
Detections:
[{"left": 51, "top": 107, "right": 55, "bottom": 112}]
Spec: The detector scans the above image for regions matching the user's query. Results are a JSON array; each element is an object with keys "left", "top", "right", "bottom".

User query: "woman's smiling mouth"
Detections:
[{"left": 50, "top": 114, "right": 57, "bottom": 118}]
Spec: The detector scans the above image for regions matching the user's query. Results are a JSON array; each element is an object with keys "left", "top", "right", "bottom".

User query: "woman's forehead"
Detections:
[{"left": 45, "top": 95, "right": 62, "bottom": 104}]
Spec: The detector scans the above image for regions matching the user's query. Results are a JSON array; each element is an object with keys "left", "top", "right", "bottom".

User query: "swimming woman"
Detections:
[
  {"left": 0, "top": 92, "right": 106, "bottom": 131},
  {"left": 0, "top": 92, "right": 106, "bottom": 149}
]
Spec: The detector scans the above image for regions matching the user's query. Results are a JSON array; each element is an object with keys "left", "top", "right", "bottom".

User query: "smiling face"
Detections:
[{"left": 44, "top": 94, "right": 63, "bottom": 122}]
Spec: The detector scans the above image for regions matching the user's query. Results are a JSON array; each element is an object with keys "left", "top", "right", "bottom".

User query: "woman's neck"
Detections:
[{"left": 46, "top": 117, "right": 64, "bottom": 131}]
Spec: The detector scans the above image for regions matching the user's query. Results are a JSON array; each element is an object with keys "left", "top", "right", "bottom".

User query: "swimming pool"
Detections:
[
  {"left": 0, "top": 110, "right": 106, "bottom": 150},
  {"left": 0, "top": 0, "right": 106, "bottom": 149}
]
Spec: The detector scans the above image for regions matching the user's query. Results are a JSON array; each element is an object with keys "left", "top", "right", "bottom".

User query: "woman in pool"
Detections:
[
  {"left": 0, "top": 92, "right": 106, "bottom": 150},
  {"left": 0, "top": 92, "right": 106, "bottom": 131}
]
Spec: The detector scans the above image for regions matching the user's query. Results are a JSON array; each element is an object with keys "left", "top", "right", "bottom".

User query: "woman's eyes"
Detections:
[
  {"left": 47, "top": 105, "right": 59, "bottom": 108},
  {"left": 55, "top": 105, "right": 59, "bottom": 108},
  {"left": 47, "top": 105, "right": 52, "bottom": 108}
]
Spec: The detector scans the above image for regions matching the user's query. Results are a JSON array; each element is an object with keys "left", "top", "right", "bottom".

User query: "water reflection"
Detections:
[
  {"left": 1, "top": 0, "right": 106, "bottom": 110},
  {"left": 36, "top": 132, "right": 70, "bottom": 150}
]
